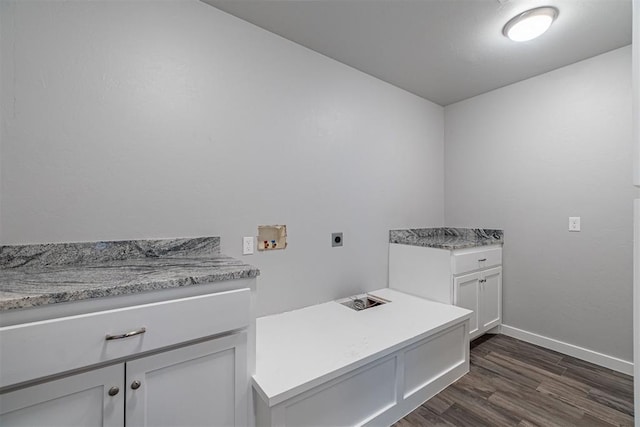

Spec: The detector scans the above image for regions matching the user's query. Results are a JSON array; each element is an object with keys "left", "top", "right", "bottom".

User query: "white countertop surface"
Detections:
[{"left": 253, "top": 288, "right": 471, "bottom": 406}]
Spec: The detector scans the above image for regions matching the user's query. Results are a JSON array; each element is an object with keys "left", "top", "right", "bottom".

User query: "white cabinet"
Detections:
[
  {"left": 252, "top": 289, "right": 471, "bottom": 427},
  {"left": 389, "top": 243, "right": 502, "bottom": 339},
  {"left": 1, "top": 334, "right": 246, "bottom": 427},
  {"left": 0, "top": 283, "right": 255, "bottom": 427},
  {"left": 453, "top": 266, "right": 502, "bottom": 339},
  {"left": 126, "top": 333, "right": 247, "bottom": 427}
]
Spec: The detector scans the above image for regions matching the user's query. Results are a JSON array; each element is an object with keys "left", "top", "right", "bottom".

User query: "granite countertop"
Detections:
[
  {"left": 389, "top": 227, "right": 503, "bottom": 250},
  {"left": 0, "top": 237, "right": 259, "bottom": 311}
]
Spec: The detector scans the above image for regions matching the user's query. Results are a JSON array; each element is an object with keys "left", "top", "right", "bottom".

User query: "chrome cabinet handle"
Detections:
[
  {"left": 131, "top": 380, "right": 141, "bottom": 390},
  {"left": 108, "top": 386, "right": 120, "bottom": 396},
  {"left": 105, "top": 327, "right": 146, "bottom": 341},
  {"left": 478, "top": 258, "right": 487, "bottom": 262}
]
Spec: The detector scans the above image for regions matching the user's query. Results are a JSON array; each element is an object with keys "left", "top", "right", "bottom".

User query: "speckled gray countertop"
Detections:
[
  {"left": 390, "top": 228, "right": 503, "bottom": 250},
  {"left": 0, "top": 237, "right": 259, "bottom": 311}
]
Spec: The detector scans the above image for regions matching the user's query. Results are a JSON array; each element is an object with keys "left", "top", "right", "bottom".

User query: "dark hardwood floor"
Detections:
[{"left": 393, "top": 334, "right": 634, "bottom": 427}]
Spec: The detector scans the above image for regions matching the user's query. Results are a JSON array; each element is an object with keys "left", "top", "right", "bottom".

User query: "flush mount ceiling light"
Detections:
[{"left": 503, "top": 6, "right": 559, "bottom": 42}]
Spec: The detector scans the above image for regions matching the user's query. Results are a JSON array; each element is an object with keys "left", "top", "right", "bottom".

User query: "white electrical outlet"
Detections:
[
  {"left": 569, "top": 217, "right": 581, "bottom": 232},
  {"left": 243, "top": 236, "right": 254, "bottom": 255}
]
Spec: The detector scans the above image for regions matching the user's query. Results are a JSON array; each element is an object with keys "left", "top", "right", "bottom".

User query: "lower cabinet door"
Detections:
[
  {"left": 125, "top": 332, "right": 247, "bottom": 427},
  {"left": 0, "top": 364, "right": 124, "bottom": 427},
  {"left": 454, "top": 272, "right": 481, "bottom": 338},
  {"left": 480, "top": 266, "right": 502, "bottom": 332}
]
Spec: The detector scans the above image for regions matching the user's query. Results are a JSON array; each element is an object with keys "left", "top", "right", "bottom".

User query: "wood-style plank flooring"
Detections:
[{"left": 393, "top": 334, "right": 634, "bottom": 427}]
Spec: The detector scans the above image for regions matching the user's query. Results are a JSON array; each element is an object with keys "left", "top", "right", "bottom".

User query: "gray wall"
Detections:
[
  {"left": 445, "top": 46, "right": 637, "bottom": 361},
  {"left": 0, "top": 0, "right": 445, "bottom": 316}
]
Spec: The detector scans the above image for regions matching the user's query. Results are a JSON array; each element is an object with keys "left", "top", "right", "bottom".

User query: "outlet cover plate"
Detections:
[
  {"left": 243, "top": 236, "right": 254, "bottom": 255},
  {"left": 569, "top": 217, "right": 581, "bottom": 232}
]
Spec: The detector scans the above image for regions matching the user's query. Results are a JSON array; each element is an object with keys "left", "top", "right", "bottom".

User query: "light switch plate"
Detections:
[
  {"left": 569, "top": 217, "right": 581, "bottom": 232},
  {"left": 243, "top": 236, "right": 254, "bottom": 255}
]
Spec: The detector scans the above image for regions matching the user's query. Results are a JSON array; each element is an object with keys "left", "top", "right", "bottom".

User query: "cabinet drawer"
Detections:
[
  {"left": 0, "top": 288, "right": 250, "bottom": 389},
  {"left": 452, "top": 247, "right": 502, "bottom": 275}
]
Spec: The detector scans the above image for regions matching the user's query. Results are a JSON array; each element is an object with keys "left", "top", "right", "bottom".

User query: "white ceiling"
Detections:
[{"left": 202, "top": 0, "right": 632, "bottom": 106}]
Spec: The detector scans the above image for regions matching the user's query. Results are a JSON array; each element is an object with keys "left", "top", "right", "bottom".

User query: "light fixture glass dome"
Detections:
[{"left": 503, "top": 6, "right": 559, "bottom": 42}]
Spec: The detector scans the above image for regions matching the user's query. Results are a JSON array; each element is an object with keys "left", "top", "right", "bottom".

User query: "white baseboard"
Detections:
[{"left": 500, "top": 324, "right": 633, "bottom": 375}]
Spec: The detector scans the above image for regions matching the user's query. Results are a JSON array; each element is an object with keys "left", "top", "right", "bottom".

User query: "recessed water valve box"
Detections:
[
  {"left": 258, "top": 225, "right": 287, "bottom": 251},
  {"left": 332, "top": 232, "right": 343, "bottom": 247}
]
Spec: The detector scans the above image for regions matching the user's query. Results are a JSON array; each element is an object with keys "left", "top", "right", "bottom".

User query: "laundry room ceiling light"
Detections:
[{"left": 503, "top": 6, "right": 559, "bottom": 42}]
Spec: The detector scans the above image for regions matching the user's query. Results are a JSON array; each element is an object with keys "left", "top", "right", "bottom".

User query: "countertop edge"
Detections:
[
  {"left": 389, "top": 240, "right": 503, "bottom": 250},
  {"left": 0, "top": 267, "right": 260, "bottom": 312}
]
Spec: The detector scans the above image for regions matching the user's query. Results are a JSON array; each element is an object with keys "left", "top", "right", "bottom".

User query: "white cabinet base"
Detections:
[
  {"left": 1, "top": 279, "right": 256, "bottom": 427},
  {"left": 254, "top": 322, "right": 469, "bottom": 427}
]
